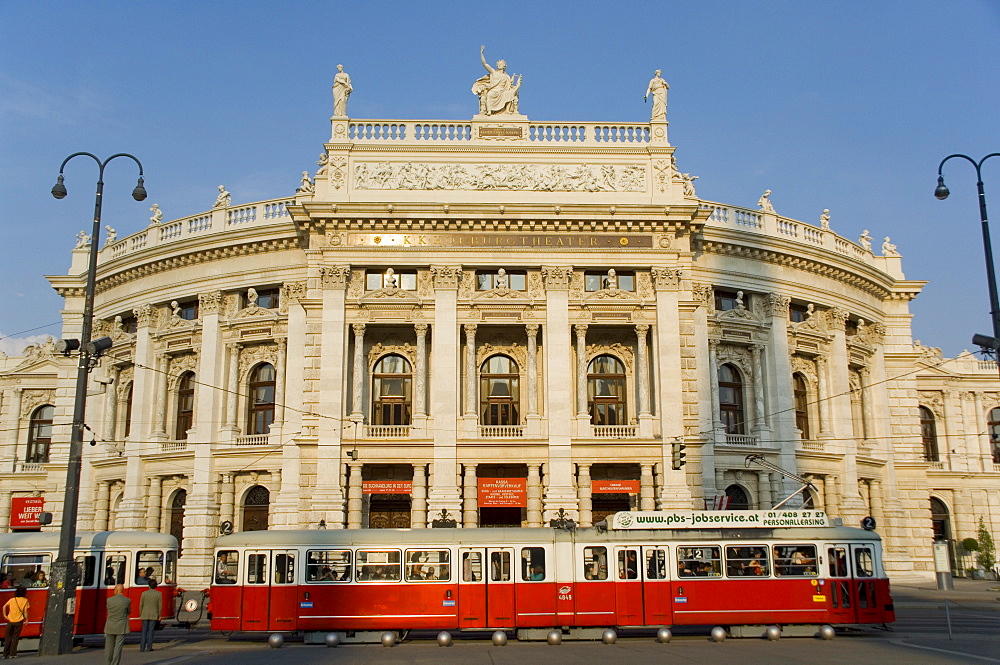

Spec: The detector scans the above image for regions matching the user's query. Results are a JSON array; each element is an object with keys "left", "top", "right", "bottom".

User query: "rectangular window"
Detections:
[
  {"left": 356, "top": 549, "right": 401, "bottom": 582},
  {"left": 366, "top": 270, "right": 416, "bottom": 291},
  {"left": 585, "top": 271, "right": 635, "bottom": 292},
  {"left": 135, "top": 550, "right": 165, "bottom": 585},
  {"left": 215, "top": 551, "right": 238, "bottom": 584},
  {"left": 618, "top": 549, "right": 639, "bottom": 579},
  {"left": 405, "top": 549, "right": 451, "bottom": 582},
  {"left": 772, "top": 545, "right": 818, "bottom": 576},
  {"left": 249, "top": 287, "right": 280, "bottom": 309},
  {"left": 273, "top": 553, "right": 295, "bottom": 585},
  {"left": 75, "top": 555, "right": 96, "bottom": 587},
  {"left": 645, "top": 549, "right": 667, "bottom": 580},
  {"left": 714, "top": 290, "right": 746, "bottom": 311},
  {"left": 725, "top": 546, "right": 770, "bottom": 577},
  {"left": 855, "top": 547, "right": 874, "bottom": 577},
  {"left": 461, "top": 551, "right": 482, "bottom": 582},
  {"left": 104, "top": 555, "right": 127, "bottom": 586},
  {"left": 490, "top": 551, "right": 511, "bottom": 581},
  {"left": 521, "top": 547, "right": 546, "bottom": 581},
  {"left": 789, "top": 303, "right": 810, "bottom": 322},
  {"left": 476, "top": 271, "right": 526, "bottom": 291},
  {"left": 2, "top": 553, "right": 51, "bottom": 588},
  {"left": 246, "top": 553, "right": 267, "bottom": 584},
  {"left": 827, "top": 547, "right": 848, "bottom": 577},
  {"left": 676, "top": 546, "right": 722, "bottom": 577},
  {"left": 307, "top": 550, "right": 352, "bottom": 583},
  {"left": 165, "top": 550, "right": 176, "bottom": 585},
  {"left": 175, "top": 300, "right": 199, "bottom": 320},
  {"left": 582, "top": 546, "right": 608, "bottom": 580}
]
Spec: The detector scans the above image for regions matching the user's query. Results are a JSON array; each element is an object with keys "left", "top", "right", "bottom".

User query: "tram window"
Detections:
[
  {"left": 462, "top": 552, "right": 482, "bottom": 582},
  {"left": 356, "top": 550, "right": 401, "bottom": 582},
  {"left": 855, "top": 548, "right": 874, "bottom": 577},
  {"left": 164, "top": 550, "right": 176, "bottom": 584},
  {"left": 2, "top": 554, "right": 52, "bottom": 588},
  {"left": 274, "top": 553, "right": 295, "bottom": 584},
  {"left": 828, "top": 547, "right": 848, "bottom": 577},
  {"left": 773, "top": 545, "right": 818, "bottom": 576},
  {"left": 75, "top": 556, "right": 96, "bottom": 587},
  {"left": 676, "top": 546, "right": 722, "bottom": 577},
  {"left": 103, "top": 555, "right": 126, "bottom": 586},
  {"left": 582, "top": 547, "right": 608, "bottom": 580},
  {"left": 215, "top": 551, "right": 238, "bottom": 584},
  {"left": 618, "top": 549, "right": 639, "bottom": 580},
  {"left": 405, "top": 549, "right": 451, "bottom": 582},
  {"left": 306, "top": 550, "right": 351, "bottom": 583},
  {"left": 521, "top": 547, "right": 546, "bottom": 581},
  {"left": 645, "top": 549, "right": 667, "bottom": 580},
  {"left": 490, "top": 551, "right": 511, "bottom": 581},
  {"left": 247, "top": 554, "right": 268, "bottom": 584},
  {"left": 725, "top": 545, "right": 770, "bottom": 577},
  {"left": 136, "top": 551, "right": 164, "bottom": 585}
]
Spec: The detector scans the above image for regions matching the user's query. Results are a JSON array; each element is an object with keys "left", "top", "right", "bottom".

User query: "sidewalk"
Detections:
[{"left": 891, "top": 577, "right": 1000, "bottom": 609}]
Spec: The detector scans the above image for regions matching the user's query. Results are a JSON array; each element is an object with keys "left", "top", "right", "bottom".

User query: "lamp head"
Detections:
[
  {"left": 51, "top": 174, "right": 67, "bottom": 199},
  {"left": 934, "top": 176, "right": 950, "bottom": 200},
  {"left": 132, "top": 176, "right": 147, "bottom": 201}
]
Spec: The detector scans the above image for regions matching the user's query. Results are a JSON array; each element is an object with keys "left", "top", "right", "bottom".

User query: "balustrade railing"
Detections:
[
  {"left": 591, "top": 425, "right": 637, "bottom": 438},
  {"left": 479, "top": 425, "right": 524, "bottom": 438},
  {"left": 345, "top": 120, "right": 650, "bottom": 145},
  {"left": 235, "top": 434, "right": 272, "bottom": 446},
  {"left": 18, "top": 462, "right": 44, "bottom": 473},
  {"left": 724, "top": 433, "right": 759, "bottom": 447},
  {"left": 161, "top": 440, "right": 187, "bottom": 452},
  {"left": 365, "top": 425, "right": 411, "bottom": 439}
]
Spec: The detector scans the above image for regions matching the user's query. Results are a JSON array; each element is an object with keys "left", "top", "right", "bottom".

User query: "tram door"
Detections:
[
  {"left": 851, "top": 544, "right": 881, "bottom": 623},
  {"left": 613, "top": 546, "right": 642, "bottom": 625},
  {"left": 457, "top": 548, "right": 515, "bottom": 628},
  {"left": 488, "top": 548, "right": 515, "bottom": 627},
  {"left": 458, "top": 548, "right": 487, "bottom": 628},
  {"left": 641, "top": 546, "right": 671, "bottom": 625},
  {"left": 825, "top": 544, "right": 854, "bottom": 623},
  {"left": 240, "top": 550, "right": 298, "bottom": 631}
]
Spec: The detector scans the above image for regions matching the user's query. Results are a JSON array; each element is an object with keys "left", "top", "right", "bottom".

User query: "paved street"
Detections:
[{"left": 11, "top": 579, "right": 999, "bottom": 665}]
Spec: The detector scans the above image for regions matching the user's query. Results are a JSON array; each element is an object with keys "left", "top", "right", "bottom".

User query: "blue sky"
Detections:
[{"left": 1, "top": 0, "right": 998, "bottom": 357}]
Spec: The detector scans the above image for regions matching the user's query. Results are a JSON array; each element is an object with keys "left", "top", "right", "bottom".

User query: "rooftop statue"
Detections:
[
  {"left": 644, "top": 69, "right": 668, "bottom": 122},
  {"left": 472, "top": 45, "right": 522, "bottom": 116},
  {"left": 757, "top": 189, "right": 775, "bottom": 214},
  {"left": 149, "top": 203, "right": 163, "bottom": 226},
  {"left": 213, "top": 185, "right": 231, "bottom": 209},
  {"left": 333, "top": 64, "right": 352, "bottom": 117}
]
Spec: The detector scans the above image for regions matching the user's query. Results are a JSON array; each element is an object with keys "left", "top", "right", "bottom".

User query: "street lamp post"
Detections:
[
  {"left": 935, "top": 153, "right": 1000, "bottom": 344},
  {"left": 39, "top": 153, "right": 146, "bottom": 656}
]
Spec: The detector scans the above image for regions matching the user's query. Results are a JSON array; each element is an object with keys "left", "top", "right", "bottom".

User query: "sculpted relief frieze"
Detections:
[{"left": 354, "top": 162, "right": 646, "bottom": 193}]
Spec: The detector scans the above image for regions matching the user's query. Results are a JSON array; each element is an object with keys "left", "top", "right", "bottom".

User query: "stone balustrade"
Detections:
[
  {"left": 724, "top": 433, "right": 759, "bottom": 447},
  {"left": 344, "top": 120, "right": 651, "bottom": 145},
  {"left": 235, "top": 434, "right": 272, "bottom": 447},
  {"left": 364, "top": 425, "right": 411, "bottom": 439},
  {"left": 591, "top": 424, "right": 638, "bottom": 439},
  {"left": 478, "top": 425, "right": 525, "bottom": 438}
]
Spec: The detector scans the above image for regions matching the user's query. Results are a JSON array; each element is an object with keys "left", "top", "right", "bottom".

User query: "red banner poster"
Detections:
[
  {"left": 10, "top": 497, "right": 45, "bottom": 529},
  {"left": 362, "top": 481, "right": 413, "bottom": 495},
  {"left": 477, "top": 478, "right": 527, "bottom": 507},
  {"left": 592, "top": 480, "right": 640, "bottom": 494}
]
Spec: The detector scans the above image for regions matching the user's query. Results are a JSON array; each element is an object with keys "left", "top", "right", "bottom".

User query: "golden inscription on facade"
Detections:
[
  {"left": 479, "top": 127, "right": 523, "bottom": 138},
  {"left": 241, "top": 328, "right": 272, "bottom": 337},
  {"left": 348, "top": 233, "right": 652, "bottom": 249}
]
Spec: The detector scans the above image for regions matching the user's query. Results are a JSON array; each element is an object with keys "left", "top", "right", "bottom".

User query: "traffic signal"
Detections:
[{"left": 672, "top": 443, "right": 687, "bottom": 470}]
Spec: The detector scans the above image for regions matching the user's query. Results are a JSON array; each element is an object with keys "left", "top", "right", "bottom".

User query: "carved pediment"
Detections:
[
  {"left": 358, "top": 286, "right": 421, "bottom": 310},
  {"left": 716, "top": 304, "right": 761, "bottom": 324},
  {"left": 581, "top": 286, "right": 642, "bottom": 313},
  {"left": 233, "top": 304, "right": 280, "bottom": 321}
]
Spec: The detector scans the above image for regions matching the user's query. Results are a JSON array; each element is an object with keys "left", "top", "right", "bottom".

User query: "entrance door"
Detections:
[
  {"left": 268, "top": 550, "right": 298, "bottom": 631},
  {"left": 851, "top": 544, "right": 881, "bottom": 623},
  {"left": 641, "top": 546, "right": 671, "bottom": 626},
  {"left": 241, "top": 550, "right": 270, "bottom": 631},
  {"left": 487, "top": 548, "right": 515, "bottom": 627},
  {"left": 368, "top": 494, "right": 412, "bottom": 528},
  {"left": 825, "top": 544, "right": 854, "bottom": 624},
  {"left": 458, "top": 548, "right": 487, "bottom": 628},
  {"left": 613, "top": 546, "right": 642, "bottom": 625}
]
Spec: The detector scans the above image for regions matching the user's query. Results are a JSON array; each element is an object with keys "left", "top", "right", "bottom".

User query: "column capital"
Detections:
[
  {"left": 525, "top": 323, "right": 540, "bottom": 335},
  {"left": 541, "top": 266, "right": 573, "bottom": 289},
  {"left": 133, "top": 304, "right": 155, "bottom": 328},
  {"left": 281, "top": 281, "right": 306, "bottom": 305},
  {"left": 352, "top": 322, "right": 367, "bottom": 336},
  {"left": 430, "top": 265, "right": 462, "bottom": 290},
  {"left": 199, "top": 291, "right": 223, "bottom": 315},
  {"left": 574, "top": 323, "right": 589, "bottom": 337},
  {"left": 320, "top": 265, "right": 352, "bottom": 288},
  {"left": 464, "top": 323, "right": 478, "bottom": 335},
  {"left": 827, "top": 306, "right": 850, "bottom": 331},
  {"left": 651, "top": 267, "right": 682, "bottom": 291},
  {"left": 635, "top": 323, "right": 650, "bottom": 336},
  {"left": 414, "top": 322, "right": 429, "bottom": 334},
  {"left": 766, "top": 293, "right": 791, "bottom": 317}
]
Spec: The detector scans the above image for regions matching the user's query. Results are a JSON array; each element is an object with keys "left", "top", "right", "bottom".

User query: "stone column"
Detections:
[
  {"left": 708, "top": 340, "right": 722, "bottom": 436},
  {"left": 153, "top": 353, "right": 169, "bottom": 439},
  {"left": 145, "top": 476, "right": 162, "bottom": 531},
  {"left": 414, "top": 323, "right": 428, "bottom": 418},
  {"left": 462, "top": 464, "right": 478, "bottom": 527},
  {"left": 750, "top": 344, "right": 767, "bottom": 434},
  {"left": 464, "top": 324, "right": 478, "bottom": 418},
  {"left": 427, "top": 266, "right": 463, "bottom": 518},
  {"left": 224, "top": 343, "right": 241, "bottom": 434},
  {"left": 95, "top": 482, "right": 111, "bottom": 531},
  {"left": 577, "top": 463, "right": 593, "bottom": 527},
  {"left": 542, "top": 267, "right": 578, "bottom": 518},
  {"left": 757, "top": 470, "right": 772, "bottom": 509},
  {"left": 526, "top": 463, "right": 543, "bottom": 527},
  {"left": 525, "top": 324, "right": 539, "bottom": 417},
  {"left": 824, "top": 475, "right": 841, "bottom": 516},
  {"left": 3, "top": 388, "right": 24, "bottom": 466},
  {"left": 104, "top": 366, "right": 121, "bottom": 442},
  {"left": 869, "top": 479, "right": 885, "bottom": 527},
  {"left": 816, "top": 356, "right": 831, "bottom": 435},
  {"left": 347, "top": 463, "right": 363, "bottom": 529},
  {"left": 973, "top": 392, "right": 993, "bottom": 471},
  {"left": 273, "top": 338, "right": 287, "bottom": 426},
  {"left": 640, "top": 463, "right": 655, "bottom": 510},
  {"left": 351, "top": 324, "right": 366, "bottom": 421},
  {"left": 635, "top": 325, "right": 651, "bottom": 416},
  {"left": 574, "top": 324, "right": 589, "bottom": 418},
  {"left": 859, "top": 367, "right": 874, "bottom": 441},
  {"left": 411, "top": 464, "right": 427, "bottom": 528},
  {"left": 219, "top": 473, "right": 235, "bottom": 528}
]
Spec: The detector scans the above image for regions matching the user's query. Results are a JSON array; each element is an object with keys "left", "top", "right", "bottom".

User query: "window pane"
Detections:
[
  {"left": 521, "top": 547, "right": 546, "bottom": 581},
  {"left": 772, "top": 545, "right": 818, "bottom": 576},
  {"left": 247, "top": 554, "right": 267, "bottom": 584},
  {"left": 462, "top": 552, "right": 482, "bottom": 581},
  {"left": 509, "top": 273, "right": 526, "bottom": 290},
  {"left": 645, "top": 549, "right": 666, "bottom": 579},
  {"left": 618, "top": 274, "right": 634, "bottom": 291},
  {"left": 583, "top": 547, "right": 608, "bottom": 580},
  {"left": 366, "top": 273, "right": 382, "bottom": 290},
  {"left": 399, "top": 273, "right": 416, "bottom": 290},
  {"left": 585, "top": 274, "right": 602, "bottom": 291},
  {"left": 307, "top": 550, "right": 352, "bottom": 583},
  {"left": 477, "top": 273, "right": 493, "bottom": 290},
  {"left": 618, "top": 549, "right": 639, "bottom": 579},
  {"left": 677, "top": 546, "right": 722, "bottom": 577},
  {"left": 855, "top": 548, "right": 874, "bottom": 577},
  {"left": 356, "top": 550, "right": 401, "bottom": 582},
  {"left": 136, "top": 551, "right": 165, "bottom": 584},
  {"left": 75, "top": 556, "right": 96, "bottom": 587},
  {"left": 215, "top": 551, "right": 238, "bottom": 584},
  {"left": 725, "top": 546, "right": 769, "bottom": 577},
  {"left": 405, "top": 550, "right": 451, "bottom": 581},
  {"left": 274, "top": 553, "right": 295, "bottom": 585},
  {"left": 104, "top": 555, "right": 126, "bottom": 586},
  {"left": 3, "top": 554, "right": 52, "bottom": 588},
  {"left": 490, "top": 551, "right": 510, "bottom": 581}
]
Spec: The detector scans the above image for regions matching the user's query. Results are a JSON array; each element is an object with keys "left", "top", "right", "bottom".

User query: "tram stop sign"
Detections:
[{"left": 861, "top": 516, "right": 877, "bottom": 531}]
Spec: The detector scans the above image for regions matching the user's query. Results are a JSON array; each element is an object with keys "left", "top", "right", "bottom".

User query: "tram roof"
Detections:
[
  {"left": 0, "top": 531, "right": 178, "bottom": 550},
  {"left": 216, "top": 525, "right": 880, "bottom": 548}
]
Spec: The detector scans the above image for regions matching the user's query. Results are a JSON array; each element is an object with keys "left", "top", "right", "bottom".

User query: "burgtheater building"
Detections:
[{"left": 1, "top": 60, "right": 998, "bottom": 586}]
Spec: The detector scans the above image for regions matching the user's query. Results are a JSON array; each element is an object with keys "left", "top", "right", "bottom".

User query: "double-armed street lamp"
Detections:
[
  {"left": 935, "top": 153, "right": 1000, "bottom": 355},
  {"left": 39, "top": 153, "right": 146, "bottom": 656}
]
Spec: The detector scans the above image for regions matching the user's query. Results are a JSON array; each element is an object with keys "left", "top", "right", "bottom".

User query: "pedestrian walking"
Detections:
[
  {"left": 138, "top": 579, "right": 161, "bottom": 652},
  {"left": 104, "top": 584, "right": 131, "bottom": 665},
  {"left": 2, "top": 587, "right": 28, "bottom": 659}
]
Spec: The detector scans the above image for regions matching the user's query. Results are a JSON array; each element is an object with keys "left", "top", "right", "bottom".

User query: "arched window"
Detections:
[
  {"left": 175, "top": 372, "right": 195, "bottom": 440},
  {"left": 372, "top": 355, "right": 412, "bottom": 426},
  {"left": 242, "top": 485, "right": 270, "bottom": 532},
  {"left": 718, "top": 364, "right": 745, "bottom": 435},
  {"left": 919, "top": 406, "right": 939, "bottom": 462},
  {"left": 247, "top": 364, "right": 276, "bottom": 435},
  {"left": 793, "top": 373, "right": 810, "bottom": 440},
  {"left": 26, "top": 405, "right": 54, "bottom": 464},
  {"left": 480, "top": 355, "right": 520, "bottom": 425},
  {"left": 123, "top": 383, "right": 134, "bottom": 439},
  {"left": 588, "top": 355, "right": 627, "bottom": 425},
  {"left": 725, "top": 484, "right": 750, "bottom": 510},
  {"left": 169, "top": 489, "right": 186, "bottom": 555},
  {"left": 989, "top": 408, "right": 1000, "bottom": 463},
  {"left": 929, "top": 497, "right": 950, "bottom": 542}
]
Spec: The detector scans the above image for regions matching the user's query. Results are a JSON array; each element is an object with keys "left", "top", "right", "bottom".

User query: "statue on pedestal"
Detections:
[
  {"left": 644, "top": 69, "right": 668, "bottom": 121},
  {"left": 472, "top": 45, "right": 522, "bottom": 115},
  {"left": 333, "top": 64, "right": 352, "bottom": 117}
]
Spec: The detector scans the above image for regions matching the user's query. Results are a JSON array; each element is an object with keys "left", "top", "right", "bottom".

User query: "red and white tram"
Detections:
[
  {"left": 0, "top": 531, "right": 178, "bottom": 638},
  {"left": 208, "top": 511, "right": 894, "bottom": 636}
]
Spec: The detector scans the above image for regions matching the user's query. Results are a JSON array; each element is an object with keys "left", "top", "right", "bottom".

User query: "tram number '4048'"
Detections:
[{"left": 558, "top": 585, "right": 573, "bottom": 600}]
